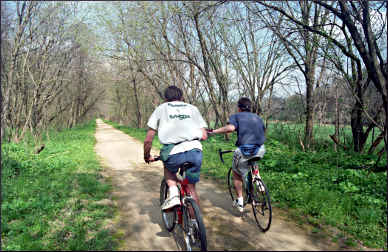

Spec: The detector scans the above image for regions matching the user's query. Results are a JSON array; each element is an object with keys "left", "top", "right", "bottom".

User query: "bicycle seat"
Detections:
[
  {"left": 179, "top": 162, "right": 193, "bottom": 176},
  {"left": 247, "top": 156, "right": 261, "bottom": 164}
]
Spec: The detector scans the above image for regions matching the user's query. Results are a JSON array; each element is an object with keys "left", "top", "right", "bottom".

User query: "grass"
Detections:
[
  {"left": 105, "top": 119, "right": 387, "bottom": 250},
  {"left": 1, "top": 120, "right": 119, "bottom": 251}
]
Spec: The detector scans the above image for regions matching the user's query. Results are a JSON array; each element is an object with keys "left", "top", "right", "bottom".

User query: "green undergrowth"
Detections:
[
  {"left": 1, "top": 120, "right": 118, "bottom": 251},
  {"left": 267, "top": 122, "right": 386, "bottom": 155},
  {"left": 105, "top": 120, "right": 387, "bottom": 250}
]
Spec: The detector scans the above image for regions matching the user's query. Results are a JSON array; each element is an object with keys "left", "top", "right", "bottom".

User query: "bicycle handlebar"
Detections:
[
  {"left": 149, "top": 156, "right": 161, "bottom": 162},
  {"left": 218, "top": 149, "right": 233, "bottom": 163},
  {"left": 206, "top": 128, "right": 214, "bottom": 134}
]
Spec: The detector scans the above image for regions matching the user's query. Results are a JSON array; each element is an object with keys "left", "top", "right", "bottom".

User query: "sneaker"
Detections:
[
  {"left": 232, "top": 199, "right": 244, "bottom": 213},
  {"left": 161, "top": 195, "right": 180, "bottom": 210},
  {"left": 255, "top": 181, "right": 265, "bottom": 192}
]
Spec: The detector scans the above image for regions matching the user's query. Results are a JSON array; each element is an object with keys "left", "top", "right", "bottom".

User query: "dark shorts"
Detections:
[{"left": 164, "top": 149, "right": 202, "bottom": 184}]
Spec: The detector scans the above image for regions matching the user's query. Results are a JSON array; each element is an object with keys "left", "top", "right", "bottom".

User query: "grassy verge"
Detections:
[
  {"left": 267, "top": 121, "right": 386, "bottom": 155},
  {"left": 1, "top": 120, "right": 119, "bottom": 251},
  {"left": 105, "top": 120, "right": 387, "bottom": 250}
]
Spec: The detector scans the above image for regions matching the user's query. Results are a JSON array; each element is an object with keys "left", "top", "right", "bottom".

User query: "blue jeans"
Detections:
[{"left": 164, "top": 149, "right": 202, "bottom": 184}]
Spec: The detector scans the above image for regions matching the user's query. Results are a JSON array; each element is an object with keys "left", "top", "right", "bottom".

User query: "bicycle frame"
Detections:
[
  {"left": 176, "top": 171, "right": 191, "bottom": 225},
  {"left": 218, "top": 149, "right": 272, "bottom": 232},
  {"left": 154, "top": 156, "right": 208, "bottom": 249},
  {"left": 245, "top": 166, "right": 258, "bottom": 197},
  {"left": 218, "top": 149, "right": 260, "bottom": 197},
  {"left": 155, "top": 155, "right": 193, "bottom": 226}
]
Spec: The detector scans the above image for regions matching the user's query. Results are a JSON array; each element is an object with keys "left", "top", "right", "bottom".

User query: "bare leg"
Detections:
[
  {"left": 233, "top": 170, "right": 243, "bottom": 198},
  {"left": 187, "top": 183, "right": 199, "bottom": 219},
  {"left": 164, "top": 167, "right": 178, "bottom": 187},
  {"left": 187, "top": 183, "right": 199, "bottom": 206}
]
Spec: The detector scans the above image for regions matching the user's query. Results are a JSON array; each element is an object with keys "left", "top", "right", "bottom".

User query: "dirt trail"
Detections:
[{"left": 94, "top": 119, "right": 354, "bottom": 251}]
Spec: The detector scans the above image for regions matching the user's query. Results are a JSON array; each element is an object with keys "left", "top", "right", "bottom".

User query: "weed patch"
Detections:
[{"left": 1, "top": 121, "right": 119, "bottom": 251}]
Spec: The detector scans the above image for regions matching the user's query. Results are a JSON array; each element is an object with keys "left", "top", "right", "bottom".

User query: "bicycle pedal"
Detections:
[{"left": 240, "top": 211, "right": 248, "bottom": 219}]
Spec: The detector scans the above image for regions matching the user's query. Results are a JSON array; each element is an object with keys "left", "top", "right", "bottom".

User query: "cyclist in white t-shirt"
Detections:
[{"left": 144, "top": 86, "right": 208, "bottom": 210}]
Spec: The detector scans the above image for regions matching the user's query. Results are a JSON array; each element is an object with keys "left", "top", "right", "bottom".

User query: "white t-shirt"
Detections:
[{"left": 147, "top": 101, "right": 208, "bottom": 155}]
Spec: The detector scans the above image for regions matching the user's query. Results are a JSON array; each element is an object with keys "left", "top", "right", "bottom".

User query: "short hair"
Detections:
[
  {"left": 237, "top": 97, "right": 251, "bottom": 112},
  {"left": 164, "top": 86, "right": 183, "bottom": 102}
]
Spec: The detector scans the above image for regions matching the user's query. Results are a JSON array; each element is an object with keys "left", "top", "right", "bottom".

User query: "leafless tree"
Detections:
[
  {"left": 1, "top": 2, "right": 105, "bottom": 142},
  {"left": 251, "top": 1, "right": 331, "bottom": 149}
]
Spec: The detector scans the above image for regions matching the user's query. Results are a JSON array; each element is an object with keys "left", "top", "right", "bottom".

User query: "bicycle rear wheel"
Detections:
[
  {"left": 183, "top": 198, "right": 207, "bottom": 251},
  {"left": 251, "top": 178, "right": 272, "bottom": 232},
  {"left": 160, "top": 179, "right": 177, "bottom": 232}
]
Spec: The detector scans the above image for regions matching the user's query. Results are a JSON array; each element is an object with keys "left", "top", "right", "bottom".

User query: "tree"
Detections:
[
  {"left": 251, "top": 1, "right": 331, "bottom": 149},
  {"left": 1, "top": 1, "right": 104, "bottom": 142},
  {"left": 222, "top": 2, "right": 293, "bottom": 119},
  {"left": 257, "top": 0, "right": 387, "bottom": 158}
]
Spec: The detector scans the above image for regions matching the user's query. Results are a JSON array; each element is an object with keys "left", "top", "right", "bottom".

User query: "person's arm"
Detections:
[
  {"left": 213, "top": 124, "right": 236, "bottom": 134},
  {"left": 211, "top": 114, "right": 237, "bottom": 134},
  {"left": 192, "top": 106, "right": 208, "bottom": 141},
  {"left": 144, "top": 128, "right": 156, "bottom": 163}
]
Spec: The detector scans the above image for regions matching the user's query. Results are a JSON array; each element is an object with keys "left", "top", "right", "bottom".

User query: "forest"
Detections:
[{"left": 1, "top": 1, "right": 387, "bottom": 157}]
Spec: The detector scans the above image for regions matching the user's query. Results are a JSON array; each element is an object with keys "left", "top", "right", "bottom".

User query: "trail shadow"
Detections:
[
  {"left": 96, "top": 119, "right": 377, "bottom": 251},
  {"left": 132, "top": 166, "right": 210, "bottom": 251},
  {"left": 106, "top": 165, "right": 362, "bottom": 250},
  {"left": 107, "top": 166, "right": 188, "bottom": 250}
]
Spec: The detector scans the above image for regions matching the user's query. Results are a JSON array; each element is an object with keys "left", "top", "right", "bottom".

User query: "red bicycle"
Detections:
[{"left": 152, "top": 156, "right": 207, "bottom": 251}]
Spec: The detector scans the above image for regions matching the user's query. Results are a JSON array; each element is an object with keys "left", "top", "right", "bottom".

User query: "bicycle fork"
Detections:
[
  {"left": 245, "top": 165, "right": 260, "bottom": 203},
  {"left": 176, "top": 196, "right": 192, "bottom": 226}
]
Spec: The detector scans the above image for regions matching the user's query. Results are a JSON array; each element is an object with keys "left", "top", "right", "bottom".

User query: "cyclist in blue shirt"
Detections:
[{"left": 209, "top": 97, "right": 266, "bottom": 212}]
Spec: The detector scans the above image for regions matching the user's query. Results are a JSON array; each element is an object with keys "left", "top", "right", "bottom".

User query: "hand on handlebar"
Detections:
[
  {"left": 218, "top": 149, "right": 234, "bottom": 163},
  {"left": 145, "top": 156, "right": 161, "bottom": 163},
  {"left": 206, "top": 128, "right": 215, "bottom": 136}
]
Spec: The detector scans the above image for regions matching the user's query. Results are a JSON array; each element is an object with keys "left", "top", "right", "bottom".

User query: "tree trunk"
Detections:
[
  {"left": 334, "top": 84, "right": 340, "bottom": 152},
  {"left": 132, "top": 77, "right": 142, "bottom": 128},
  {"left": 265, "top": 85, "right": 274, "bottom": 129},
  {"left": 304, "top": 68, "right": 314, "bottom": 150},
  {"left": 350, "top": 80, "right": 365, "bottom": 152}
]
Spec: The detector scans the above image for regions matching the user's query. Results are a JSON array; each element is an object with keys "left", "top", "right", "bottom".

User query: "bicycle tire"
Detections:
[
  {"left": 227, "top": 167, "right": 248, "bottom": 203},
  {"left": 183, "top": 198, "right": 207, "bottom": 251},
  {"left": 227, "top": 167, "right": 238, "bottom": 202},
  {"left": 251, "top": 178, "right": 272, "bottom": 232},
  {"left": 160, "top": 179, "right": 177, "bottom": 232}
]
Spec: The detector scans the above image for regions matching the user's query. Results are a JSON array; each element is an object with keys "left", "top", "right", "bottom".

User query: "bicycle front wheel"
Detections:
[
  {"left": 183, "top": 198, "right": 207, "bottom": 251},
  {"left": 160, "top": 179, "right": 177, "bottom": 232},
  {"left": 251, "top": 178, "right": 272, "bottom": 232},
  {"left": 227, "top": 167, "right": 248, "bottom": 203}
]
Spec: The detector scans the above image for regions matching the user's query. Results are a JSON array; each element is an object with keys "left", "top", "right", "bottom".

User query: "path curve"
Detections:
[{"left": 94, "top": 119, "right": 354, "bottom": 251}]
